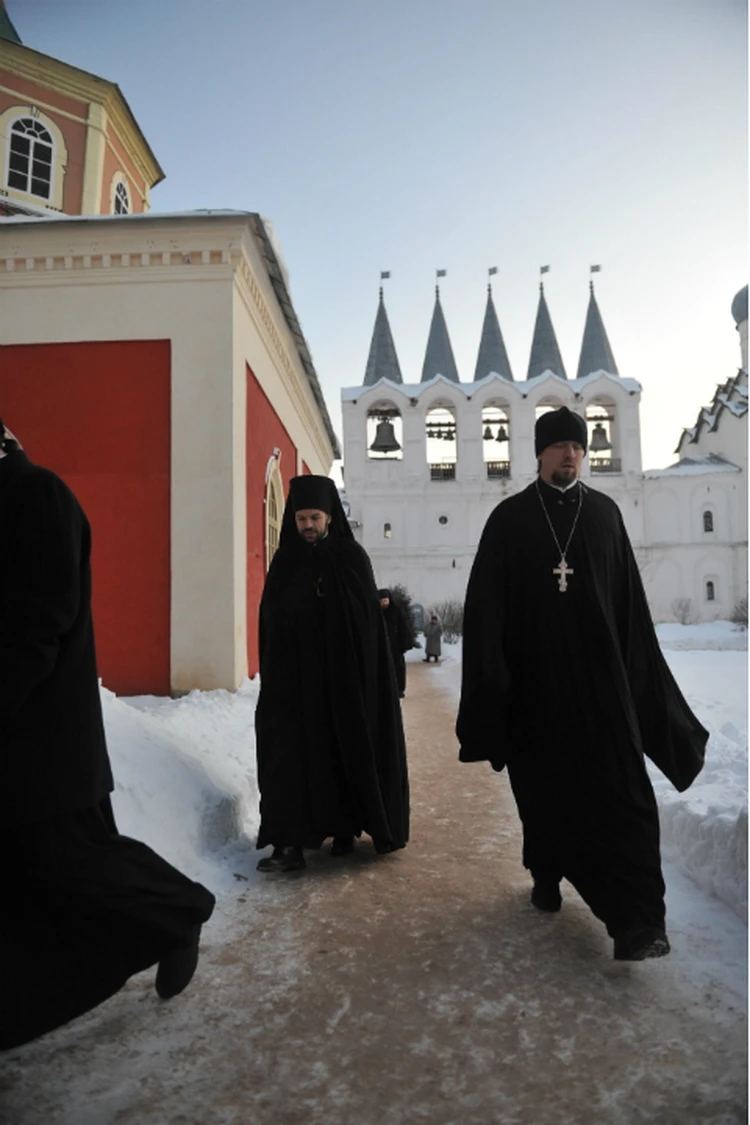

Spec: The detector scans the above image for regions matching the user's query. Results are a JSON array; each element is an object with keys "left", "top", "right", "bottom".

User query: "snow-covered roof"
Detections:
[
  {"left": 342, "top": 369, "right": 641, "bottom": 402},
  {"left": 675, "top": 368, "right": 748, "bottom": 453},
  {"left": 0, "top": 208, "right": 254, "bottom": 228},
  {"left": 644, "top": 453, "right": 742, "bottom": 478}
]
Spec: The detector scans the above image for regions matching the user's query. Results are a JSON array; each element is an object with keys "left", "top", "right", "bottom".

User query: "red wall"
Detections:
[
  {"left": 0, "top": 341, "right": 171, "bottom": 695},
  {"left": 246, "top": 365, "right": 296, "bottom": 676}
]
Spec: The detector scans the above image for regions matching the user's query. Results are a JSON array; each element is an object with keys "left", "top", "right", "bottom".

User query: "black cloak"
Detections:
[
  {"left": 255, "top": 480, "right": 409, "bottom": 852},
  {"left": 0, "top": 450, "right": 214, "bottom": 1050},
  {"left": 378, "top": 589, "right": 411, "bottom": 696},
  {"left": 0, "top": 450, "right": 113, "bottom": 825},
  {"left": 456, "top": 478, "right": 708, "bottom": 935}
]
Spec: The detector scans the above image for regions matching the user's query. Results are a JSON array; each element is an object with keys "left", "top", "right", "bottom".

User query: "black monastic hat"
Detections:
[
  {"left": 534, "top": 407, "right": 588, "bottom": 456},
  {"left": 288, "top": 475, "right": 338, "bottom": 514}
]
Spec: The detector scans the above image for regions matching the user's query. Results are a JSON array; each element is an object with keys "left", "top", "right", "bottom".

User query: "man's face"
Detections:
[
  {"left": 538, "top": 440, "right": 585, "bottom": 487},
  {"left": 380, "top": 597, "right": 390, "bottom": 608},
  {"left": 295, "top": 508, "right": 331, "bottom": 543}
]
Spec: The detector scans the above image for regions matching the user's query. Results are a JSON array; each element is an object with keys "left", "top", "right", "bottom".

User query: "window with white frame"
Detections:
[
  {"left": 113, "top": 179, "right": 130, "bottom": 215},
  {"left": 7, "top": 117, "right": 53, "bottom": 199},
  {"left": 265, "top": 468, "right": 282, "bottom": 570},
  {"left": 706, "top": 580, "right": 716, "bottom": 602},
  {"left": 703, "top": 510, "right": 714, "bottom": 533}
]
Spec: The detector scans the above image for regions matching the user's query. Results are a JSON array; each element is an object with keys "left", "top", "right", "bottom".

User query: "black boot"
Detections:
[
  {"left": 330, "top": 836, "right": 355, "bottom": 856},
  {"left": 257, "top": 845, "right": 306, "bottom": 872},
  {"left": 613, "top": 925, "right": 670, "bottom": 961}
]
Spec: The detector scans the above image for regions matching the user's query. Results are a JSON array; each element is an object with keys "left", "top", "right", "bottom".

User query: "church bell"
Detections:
[
  {"left": 369, "top": 418, "right": 402, "bottom": 454},
  {"left": 589, "top": 422, "right": 612, "bottom": 453},
  {"left": 483, "top": 425, "right": 494, "bottom": 440},
  {"left": 495, "top": 424, "right": 508, "bottom": 443}
]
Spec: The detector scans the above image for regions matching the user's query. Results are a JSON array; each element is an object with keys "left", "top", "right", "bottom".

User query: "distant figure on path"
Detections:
[
  {"left": 378, "top": 588, "right": 412, "bottom": 698},
  {"left": 255, "top": 475, "right": 409, "bottom": 872},
  {"left": 423, "top": 615, "right": 442, "bottom": 663},
  {"left": 457, "top": 407, "right": 707, "bottom": 961},
  {"left": 0, "top": 421, "right": 215, "bottom": 1051}
]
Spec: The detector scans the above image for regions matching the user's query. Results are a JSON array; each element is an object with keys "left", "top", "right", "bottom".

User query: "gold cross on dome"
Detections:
[{"left": 553, "top": 558, "right": 573, "bottom": 592}]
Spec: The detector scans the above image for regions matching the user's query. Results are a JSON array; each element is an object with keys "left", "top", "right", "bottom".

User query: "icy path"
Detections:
[{"left": 1, "top": 661, "right": 746, "bottom": 1125}]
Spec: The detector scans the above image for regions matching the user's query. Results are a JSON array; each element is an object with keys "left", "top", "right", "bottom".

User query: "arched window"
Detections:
[
  {"left": 7, "top": 117, "right": 53, "bottom": 200},
  {"left": 425, "top": 405, "right": 457, "bottom": 480},
  {"left": 265, "top": 467, "right": 282, "bottom": 570},
  {"left": 706, "top": 580, "right": 715, "bottom": 602},
  {"left": 703, "top": 510, "right": 714, "bottom": 533},
  {"left": 383, "top": 522, "right": 392, "bottom": 539},
  {"left": 113, "top": 180, "right": 130, "bottom": 215}
]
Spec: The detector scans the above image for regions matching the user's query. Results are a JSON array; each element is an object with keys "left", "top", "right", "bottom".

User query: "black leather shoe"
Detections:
[
  {"left": 531, "top": 880, "right": 563, "bottom": 912},
  {"left": 330, "top": 837, "right": 355, "bottom": 856},
  {"left": 613, "top": 925, "right": 670, "bottom": 961},
  {"left": 155, "top": 925, "right": 202, "bottom": 1000}
]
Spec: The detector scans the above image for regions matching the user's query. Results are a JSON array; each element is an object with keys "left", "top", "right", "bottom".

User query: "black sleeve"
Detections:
[
  {"left": 456, "top": 508, "right": 511, "bottom": 770},
  {"left": 0, "top": 472, "right": 83, "bottom": 722},
  {"left": 616, "top": 511, "right": 708, "bottom": 791}
]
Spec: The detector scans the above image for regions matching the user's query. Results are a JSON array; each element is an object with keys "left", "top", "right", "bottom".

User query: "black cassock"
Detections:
[
  {"left": 0, "top": 451, "right": 214, "bottom": 1050},
  {"left": 457, "top": 478, "right": 707, "bottom": 937},
  {"left": 255, "top": 499, "right": 409, "bottom": 853},
  {"left": 381, "top": 599, "right": 411, "bottom": 695}
]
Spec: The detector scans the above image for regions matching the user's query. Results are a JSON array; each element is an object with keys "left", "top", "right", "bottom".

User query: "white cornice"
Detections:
[{"left": 342, "top": 369, "right": 642, "bottom": 405}]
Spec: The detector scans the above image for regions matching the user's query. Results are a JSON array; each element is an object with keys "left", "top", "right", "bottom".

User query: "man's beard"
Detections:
[
  {"left": 298, "top": 527, "right": 327, "bottom": 544},
  {"left": 551, "top": 467, "right": 578, "bottom": 487}
]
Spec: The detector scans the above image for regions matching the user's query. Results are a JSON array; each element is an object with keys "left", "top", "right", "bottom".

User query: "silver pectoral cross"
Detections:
[{"left": 553, "top": 558, "right": 573, "bottom": 592}]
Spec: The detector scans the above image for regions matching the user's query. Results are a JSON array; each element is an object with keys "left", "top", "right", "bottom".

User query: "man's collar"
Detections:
[{"left": 538, "top": 475, "right": 581, "bottom": 494}]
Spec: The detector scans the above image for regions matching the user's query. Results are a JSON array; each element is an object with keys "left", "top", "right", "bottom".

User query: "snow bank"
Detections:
[
  {"left": 655, "top": 620, "right": 747, "bottom": 651},
  {"left": 651, "top": 647, "right": 748, "bottom": 920},
  {"left": 103, "top": 680, "right": 260, "bottom": 890}
]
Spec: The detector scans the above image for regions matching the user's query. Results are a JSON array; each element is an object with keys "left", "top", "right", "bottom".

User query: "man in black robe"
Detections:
[
  {"left": 255, "top": 476, "right": 409, "bottom": 872},
  {"left": 378, "top": 588, "right": 412, "bottom": 698},
  {"left": 0, "top": 422, "right": 215, "bottom": 1051},
  {"left": 456, "top": 407, "right": 708, "bottom": 961}
]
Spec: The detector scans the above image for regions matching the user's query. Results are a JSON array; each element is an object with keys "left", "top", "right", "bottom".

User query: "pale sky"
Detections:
[{"left": 10, "top": 0, "right": 748, "bottom": 470}]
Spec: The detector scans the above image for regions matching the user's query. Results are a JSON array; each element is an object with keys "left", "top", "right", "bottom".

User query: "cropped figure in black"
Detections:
[{"left": 0, "top": 421, "right": 215, "bottom": 1050}]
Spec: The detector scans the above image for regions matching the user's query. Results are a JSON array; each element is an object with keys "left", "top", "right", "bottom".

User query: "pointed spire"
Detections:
[
  {"left": 0, "top": 0, "right": 21, "bottom": 43},
  {"left": 527, "top": 281, "right": 567, "bottom": 380},
  {"left": 474, "top": 282, "right": 513, "bottom": 382},
  {"left": 576, "top": 279, "right": 619, "bottom": 379},
  {"left": 421, "top": 285, "right": 460, "bottom": 383},
  {"left": 363, "top": 286, "right": 403, "bottom": 386}
]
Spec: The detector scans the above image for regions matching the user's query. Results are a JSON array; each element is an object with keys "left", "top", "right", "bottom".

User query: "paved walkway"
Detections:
[{"left": 1, "top": 661, "right": 747, "bottom": 1125}]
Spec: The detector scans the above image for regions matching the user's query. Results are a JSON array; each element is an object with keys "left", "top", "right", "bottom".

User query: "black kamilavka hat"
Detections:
[
  {"left": 534, "top": 407, "right": 588, "bottom": 456},
  {"left": 288, "top": 475, "right": 338, "bottom": 514}
]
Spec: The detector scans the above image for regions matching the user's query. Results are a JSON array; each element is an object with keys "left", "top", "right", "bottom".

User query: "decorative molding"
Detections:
[
  {"left": 1, "top": 248, "right": 231, "bottom": 276},
  {"left": 233, "top": 252, "right": 334, "bottom": 467}
]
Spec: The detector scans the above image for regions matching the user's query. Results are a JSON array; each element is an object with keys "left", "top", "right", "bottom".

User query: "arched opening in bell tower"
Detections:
[
  {"left": 366, "top": 401, "right": 403, "bottom": 460},
  {"left": 425, "top": 404, "right": 457, "bottom": 480},
  {"left": 585, "top": 400, "right": 619, "bottom": 474},
  {"left": 481, "top": 402, "right": 511, "bottom": 479}
]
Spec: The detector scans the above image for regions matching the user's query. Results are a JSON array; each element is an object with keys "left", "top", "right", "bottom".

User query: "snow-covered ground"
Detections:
[{"left": 110, "top": 621, "right": 747, "bottom": 923}]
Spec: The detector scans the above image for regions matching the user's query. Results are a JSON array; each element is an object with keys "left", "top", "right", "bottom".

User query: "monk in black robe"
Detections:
[
  {"left": 0, "top": 422, "right": 215, "bottom": 1051},
  {"left": 255, "top": 476, "right": 409, "bottom": 871},
  {"left": 378, "top": 588, "right": 412, "bottom": 698},
  {"left": 457, "top": 407, "right": 707, "bottom": 961}
]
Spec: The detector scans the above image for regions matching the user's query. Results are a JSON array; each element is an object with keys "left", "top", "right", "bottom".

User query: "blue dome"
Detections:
[{"left": 731, "top": 284, "right": 748, "bottom": 326}]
